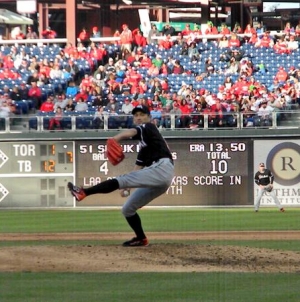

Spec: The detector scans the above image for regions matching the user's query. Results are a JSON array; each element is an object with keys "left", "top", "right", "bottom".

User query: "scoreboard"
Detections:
[
  {"left": 1, "top": 138, "right": 298, "bottom": 208},
  {"left": 0, "top": 139, "right": 254, "bottom": 207},
  {"left": 0, "top": 142, "right": 74, "bottom": 207},
  {"left": 76, "top": 139, "right": 253, "bottom": 207}
]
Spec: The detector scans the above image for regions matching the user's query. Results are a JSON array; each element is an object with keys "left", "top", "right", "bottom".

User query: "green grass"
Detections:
[
  {"left": 0, "top": 208, "right": 299, "bottom": 302},
  {"left": 0, "top": 272, "right": 300, "bottom": 302},
  {"left": 0, "top": 208, "right": 299, "bottom": 233}
]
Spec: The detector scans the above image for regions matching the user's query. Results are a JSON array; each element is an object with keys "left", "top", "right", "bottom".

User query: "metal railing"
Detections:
[{"left": 1, "top": 110, "right": 299, "bottom": 133}]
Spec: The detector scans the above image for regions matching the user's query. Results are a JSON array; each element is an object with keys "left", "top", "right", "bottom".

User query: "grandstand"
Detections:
[{"left": 0, "top": 30, "right": 299, "bottom": 133}]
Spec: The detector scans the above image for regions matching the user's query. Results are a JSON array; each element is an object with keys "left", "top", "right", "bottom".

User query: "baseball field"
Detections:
[{"left": 0, "top": 208, "right": 300, "bottom": 301}]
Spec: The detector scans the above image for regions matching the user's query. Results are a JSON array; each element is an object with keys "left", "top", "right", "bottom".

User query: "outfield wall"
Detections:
[{"left": 0, "top": 129, "right": 299, "bottom": 208}]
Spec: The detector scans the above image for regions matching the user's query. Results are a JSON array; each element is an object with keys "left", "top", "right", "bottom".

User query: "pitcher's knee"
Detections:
[{"left": 122, "top": 204, "right": 137, "bottom": 217}]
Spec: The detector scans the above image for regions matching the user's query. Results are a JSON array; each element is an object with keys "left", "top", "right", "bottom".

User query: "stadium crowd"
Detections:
[{"left": 0, "top": 20, "right": 300, "bottom": 131}]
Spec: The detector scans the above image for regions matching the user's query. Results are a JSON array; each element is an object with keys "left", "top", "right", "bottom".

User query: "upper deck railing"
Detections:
[{"left": 1, "top": 110, "right": 299, "bottom": 133}]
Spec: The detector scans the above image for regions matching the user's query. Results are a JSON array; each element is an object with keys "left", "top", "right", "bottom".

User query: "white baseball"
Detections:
[{"left": 122, "top": 190, "right": 130, "bottom": 197}]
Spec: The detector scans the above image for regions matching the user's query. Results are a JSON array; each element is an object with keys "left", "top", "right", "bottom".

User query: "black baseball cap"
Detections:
[{"left": 132, "top": 105, "right": 150, "bottom": 115}]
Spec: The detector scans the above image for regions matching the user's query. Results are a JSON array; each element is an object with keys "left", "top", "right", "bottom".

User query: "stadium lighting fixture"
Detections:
[{"left": 122, "top": 0, "right": 133, "bottom": 4}]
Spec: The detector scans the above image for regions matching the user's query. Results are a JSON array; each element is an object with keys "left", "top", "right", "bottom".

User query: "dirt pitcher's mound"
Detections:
[{"left": 1, "top": 244, "right": 300, "bottom": 273}]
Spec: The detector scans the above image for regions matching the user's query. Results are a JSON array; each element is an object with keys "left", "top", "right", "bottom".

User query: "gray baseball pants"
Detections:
[
  {"left": 254, "top": 187, "right": 282, "bottom": 211},
  {"left": 116, "top": 158, "right": 174, "bottom": 217}
]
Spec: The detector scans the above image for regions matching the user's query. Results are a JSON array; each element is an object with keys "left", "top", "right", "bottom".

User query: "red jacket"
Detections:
[
  {"left": 275, "top": 69, "right": 288, "bottom": 82},
  {"left": 42, "top": 29, "right": 57, "bottom": 39},
  {"left": 220, "top": 28, "right": 231, "bottom": 35},
  {"left": 205, "top": 27, "right": 218, "bottom": 35},
  {"left": 132, "top": 29, "right": 147, "bottom": 47},
  {"left": 159, "top": 39, "right": 173, "bottom": 49},
  {"left": 74, "top": 91, "right": 88, "bottom": 102},
  {"left": 260, "top": 37, "right": 272, "bottom": 47},
  {"left": 181, "top": 29, "right": 193, "bottom": 36},
  {"left": 28, "top": 86, "right": 42, "bottom": 98},
  {"left": 90, "top": 47, "right": 106, "bottom": 60},
  {"left": 78, "top": 31, "right": 90, "bottom": 41},
  {"left": 120, "top": 29, "right": 132, "bottom": 44},
  {"left": 140, "top": 57, "right": 152, "bottom": 68},
  {"left": 228, "top": 38, "right": 241, "bottom": 48},
  {"left": 40, "top": 101, "right": 54, "bottom": 112}
]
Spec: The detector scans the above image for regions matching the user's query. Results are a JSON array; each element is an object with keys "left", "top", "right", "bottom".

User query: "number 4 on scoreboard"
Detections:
[{"left": 99, "top": 162, "right": 109, "bottom": 175}]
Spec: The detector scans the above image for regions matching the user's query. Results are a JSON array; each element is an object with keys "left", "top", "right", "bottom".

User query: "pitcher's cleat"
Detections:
[
  {"left": 67, "top": 182, "right": 86, "bottom": 201},
  {"left": 122, "top": 237, "right": 149, "bottom": 247}
]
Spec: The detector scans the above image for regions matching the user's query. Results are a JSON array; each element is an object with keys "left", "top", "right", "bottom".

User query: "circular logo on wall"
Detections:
[{"left": 266, "top": 142, "right": 300, "bottom": 185}]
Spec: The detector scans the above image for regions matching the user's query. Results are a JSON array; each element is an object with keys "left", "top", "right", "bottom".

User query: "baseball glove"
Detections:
[
  {"left": 265, "top": 185, "right": 273, "bottom": 192},
  {"left": 106, "top": 138, "right": 125, "bottom": 166}
]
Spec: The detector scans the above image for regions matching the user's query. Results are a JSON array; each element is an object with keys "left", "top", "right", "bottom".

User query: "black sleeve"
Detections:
[
  {"left": 268, "top": 170, "right": 275, "bottom": 184},
  {"left": 254, "top": 171, "right": 260, "bottom": 185}
]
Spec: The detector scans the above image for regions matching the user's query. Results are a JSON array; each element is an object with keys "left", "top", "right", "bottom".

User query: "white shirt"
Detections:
[
  {"left": 257, "top": 105, "right": 274, "bottom": 117},
  {"left": 0, "top": 105, "right": 10, "bottom": 118},
  {"left": 121, "top": 103, "right": 134, "bottom": 114}
]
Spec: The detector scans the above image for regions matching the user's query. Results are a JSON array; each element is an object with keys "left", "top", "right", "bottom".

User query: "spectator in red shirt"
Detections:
[
  {"left": 40, "top": 97, "right": 54, "bottom": 112},
  {"left": 42, "top": 27, "right": 57, "bottom": 39},
  {"left": 160, "top": 62, "right": 172, "bottom": 75},
  {"left": 127, "top": 67, "right": 142, "bottom": 86},
  {"left": 232, "top": 22, "right": 243, "bottom": 34},
  {"left": 219, "top": 23, "right": 231, "bottom": 36},
  {"left": 209, "top": 99, "right": 226, "bottom": 127},
  {"left": 181, "top": 24, "right": 193, "bottom": 36},
  {"left": 273, "top": 36, "right": 290, "bottom": 54},
  {"left": 3, "top": 54, "right": 14, "bottom": 69},
  {"left": 244, "top": 24, "right": 256, "bottom": 35},
  {"left": 78, "top": 28, "right": 90, "bottom": 47},
  {"left": 140, "top": 53, "right": 152, "bottom": 68},
  {"left": 0, "top": 68, "right": 20, "bottom": 80},
  {"left": 172, "top": 60, "right": 185, "bottom": 74},
  {"left": 89, "top": 42, "right": 107, "bottom": 67},
  {"left": 132, "top": 28, "right": 147, "bottom": 50},
  {"left": 232, "top": 77, "right": 248, "bottom": 95},
  {"left": 74, "top": 88, "right": 88, "bottom": 102},
  {"left": 120, "top": 24, "right": 133, "bottom": 56},
  {"left": 243, "top": 23, "right": 256, "bottom": 43},
  {"left": 179, "top": 98, "right": 192, "bottom": 128},
  {"left": 248, "top": 32, "right": 259, "bottom": 45},
  {"left": 49, "top": 107, "right": 63, "bottom": 130},
  {"left": 275, "top": 66, "right": 288, "bottom": 83},
  {"left": 159, "top": 34, "right": 173, "bottom": 50},
  {"left": 137, "top": 79, "right": 148, "bottom": 94},
  {"left": 64, "top": 42, "right": 76, "bottom": 58},
  {"left": 205, "top": 21, "right": 219, "bottom": 35},
  {"left": 28, "top": 81, "right": 42, "bottom": 111},
  {"left": 228, "top": 32, "right": 241, "bottom": 48},
  {"left": 80, "top": 74, "right": 93, "bottom": 90},
  {"left": 39, "top": 61, "right": 51, "bottom": 78},
  {"left": 256, "top": 32, "right": 274, "bottom": 48},
  {"left": 15, "top": 30, "right": 25, "bottom": 40},
  {"left": 160, "top": 78, "right": 169, "bottom": 92}
]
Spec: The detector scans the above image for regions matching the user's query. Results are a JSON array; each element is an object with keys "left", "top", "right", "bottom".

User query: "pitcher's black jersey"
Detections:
[{"left": 133, "top": 123, "right": 172, "bottom": 167}]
